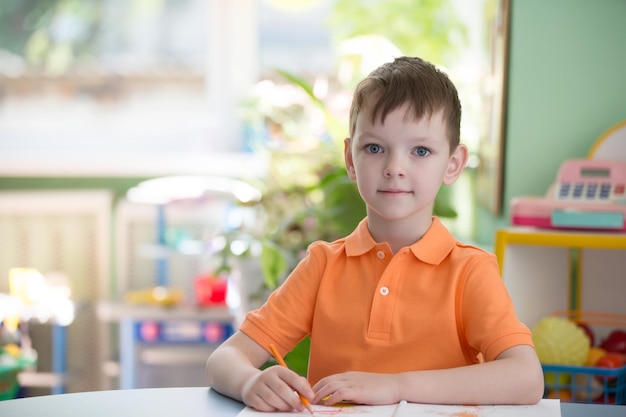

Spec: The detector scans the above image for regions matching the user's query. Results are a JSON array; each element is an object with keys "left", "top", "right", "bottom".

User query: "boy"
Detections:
[{"left": 206, "top": 56, "right": 544, "bottom": 412}]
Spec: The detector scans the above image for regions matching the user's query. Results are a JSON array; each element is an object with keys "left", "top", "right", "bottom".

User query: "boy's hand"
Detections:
[
  {"left": 312, "top": 371, "right": 400, "bottom": 406},
  {"left": 241, "top": 365, "right": 314, "bottom": 412}
]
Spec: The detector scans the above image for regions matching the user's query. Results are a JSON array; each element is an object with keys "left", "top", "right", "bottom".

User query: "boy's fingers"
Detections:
[
  {"left": 292, "top": 375, "right": 315, "bottom": 399},
  {"left": 268, "top": 371, "right": 308, "bottom": 411},
  {"left": 274, "top": 366, "right": 311, "bottom": 392}
]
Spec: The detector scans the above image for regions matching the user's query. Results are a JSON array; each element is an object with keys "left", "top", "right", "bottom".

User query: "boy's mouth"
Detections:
[{"left": 379, "top": 189, "right": 412, "bottom": 195}]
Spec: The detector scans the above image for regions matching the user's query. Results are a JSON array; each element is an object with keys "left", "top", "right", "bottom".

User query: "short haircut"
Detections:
[{"left": 349, "top": 56, "right": 461, "bottom": 150}]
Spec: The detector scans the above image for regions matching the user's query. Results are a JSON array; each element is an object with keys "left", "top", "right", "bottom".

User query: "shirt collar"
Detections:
[{"left": 344, "top": 217, "right": 457, "bottom": 265}]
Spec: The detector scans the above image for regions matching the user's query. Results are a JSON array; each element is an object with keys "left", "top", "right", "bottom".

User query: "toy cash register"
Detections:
[{"left": 510, "top": 159, "right": 626, "bottom": 231}]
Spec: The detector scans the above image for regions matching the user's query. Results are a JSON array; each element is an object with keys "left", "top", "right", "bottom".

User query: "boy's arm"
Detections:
[
  {"left": 397, "top": 345, "right": 544, "bottom": 405},
  {"left": 206, "top": 331, "right": 314, "bottom": 411},
  {"left": 313, "top": 344, "right": 544, "bottom": 406}
]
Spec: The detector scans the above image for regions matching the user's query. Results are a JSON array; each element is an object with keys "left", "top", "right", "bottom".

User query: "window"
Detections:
[
  {"left": 0, "top": 0, "right": 486, "bottom": 185},
  {"left": 0, "top": 0, "right": 261, "bottom": 177}
]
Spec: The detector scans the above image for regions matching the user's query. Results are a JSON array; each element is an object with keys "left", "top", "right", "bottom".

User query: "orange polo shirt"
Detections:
[{"left": 240, "top": 217, "right": 533, "bottom": 385}]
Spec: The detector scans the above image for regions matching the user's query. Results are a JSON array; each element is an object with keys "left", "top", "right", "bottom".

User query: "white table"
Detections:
[{"left": 0, "top": 387, "right": 623, "bottom": 417}]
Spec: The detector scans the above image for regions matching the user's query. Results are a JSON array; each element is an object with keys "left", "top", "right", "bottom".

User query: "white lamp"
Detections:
[{"left": 126, "top": 175, "right": 262, "bottom": 205}]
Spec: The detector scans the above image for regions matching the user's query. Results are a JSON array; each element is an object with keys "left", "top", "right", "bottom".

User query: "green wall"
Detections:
[
  {"left": 475, "top": 0, "right": 626, "bottom": 244},
  {"left": 0, "top": 177, "right": 146, "bottom": 201}
]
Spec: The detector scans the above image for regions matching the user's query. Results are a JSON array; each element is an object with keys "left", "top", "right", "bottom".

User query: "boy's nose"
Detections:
[{"left": 384, "top": 157, "right": 405, "bottom": 177}]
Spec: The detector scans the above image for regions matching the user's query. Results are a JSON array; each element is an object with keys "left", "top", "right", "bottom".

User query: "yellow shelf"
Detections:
[
  {"left": 494, "top": 227, "right": 626, "bottom": 328},
  {"left": 494, "top": 227, "right": 626, "bottom": 273}
]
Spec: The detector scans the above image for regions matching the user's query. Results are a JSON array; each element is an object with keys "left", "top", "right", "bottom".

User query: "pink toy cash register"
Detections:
[{"left": 510, "top": 159, "right": 626, "bottom": 231}]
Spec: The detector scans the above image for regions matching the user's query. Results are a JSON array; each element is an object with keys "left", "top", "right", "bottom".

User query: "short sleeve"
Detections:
[
  {"left": 459, "top": 253, "right": 534, "bottom": 362},
  {"left": 239, "top": 244, "right": 324, "bottom": 353}
]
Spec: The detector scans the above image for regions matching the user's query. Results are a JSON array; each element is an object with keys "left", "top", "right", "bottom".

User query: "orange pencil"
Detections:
[{"left": 269, "top": 343, "right": 314, "bottom": 415}]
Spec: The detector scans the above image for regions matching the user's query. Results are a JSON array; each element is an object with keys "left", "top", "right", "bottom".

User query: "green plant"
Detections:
[{"left": 328, "top": 0, "right": 467, "bottom": 67}]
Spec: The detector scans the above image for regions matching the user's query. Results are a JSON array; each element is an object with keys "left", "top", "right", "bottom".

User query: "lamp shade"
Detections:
[{"left": 126, "top": 175, "right": 262, "bottom": 205}]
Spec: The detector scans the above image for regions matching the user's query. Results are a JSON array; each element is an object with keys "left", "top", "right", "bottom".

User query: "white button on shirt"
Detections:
[
  {"left": 376, "top": 250, "right": 385, "bottom": 259},
  {"left": 379, "top": 286, "right": 389, "bottom": 296}
]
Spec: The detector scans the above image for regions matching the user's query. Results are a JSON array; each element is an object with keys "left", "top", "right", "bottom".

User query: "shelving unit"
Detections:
[
  {"left": 98, "top": 180, "right": 263, "bottom": 390},
  {"left": 16, "top": 324, "right": 67, "bottom": 395},
  {"left": 494, "top": 227, "right": 626, "bottom": 330},
  {"left": 97, "top": 302, "right": 234, "bottom": 389}
]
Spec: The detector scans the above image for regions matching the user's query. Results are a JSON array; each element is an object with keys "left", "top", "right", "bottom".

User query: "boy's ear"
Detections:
[
  {"left": 344, "top": 138, "right": 356, "bottom": 180},
  {"left": 443, "top": 144, "right": 468, "bottom": 185}
]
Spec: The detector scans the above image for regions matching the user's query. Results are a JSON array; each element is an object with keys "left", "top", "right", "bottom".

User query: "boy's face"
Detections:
[{"left": 345, "top": 103, "right": 467, "bottom": 226}]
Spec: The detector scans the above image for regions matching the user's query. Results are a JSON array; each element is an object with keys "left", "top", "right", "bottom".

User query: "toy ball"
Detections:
[{"left": 532, "top": 316, "right": 590, "bottom": 366}]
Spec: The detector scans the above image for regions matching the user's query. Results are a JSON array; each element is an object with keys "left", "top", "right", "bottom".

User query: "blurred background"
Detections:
[{"left": 1, "top": 0, "right": 624, "bottom": 402}]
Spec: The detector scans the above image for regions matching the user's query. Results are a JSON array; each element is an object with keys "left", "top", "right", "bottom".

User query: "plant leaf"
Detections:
[{"left": 260, "top": 240, "right": 287, "bottom": 290}]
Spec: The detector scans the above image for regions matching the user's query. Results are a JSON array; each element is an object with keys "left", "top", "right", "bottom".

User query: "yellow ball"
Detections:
[{"left": 532, "top": 316, "right": 590, "bottom": 366}]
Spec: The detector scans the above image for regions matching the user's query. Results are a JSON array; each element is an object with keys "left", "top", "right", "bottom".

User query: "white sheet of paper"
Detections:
[{"left": 236, "top": 399, "right": 561, "bottom": 417}]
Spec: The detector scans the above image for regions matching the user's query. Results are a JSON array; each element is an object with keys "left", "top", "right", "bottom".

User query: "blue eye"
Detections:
[
  {"left": 414, "top": 147, "right": 430, "bottom": 157},
  {"left": 366, "top": 144, "right": 382, "bottom": 154}
]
